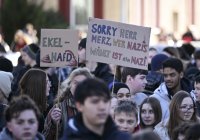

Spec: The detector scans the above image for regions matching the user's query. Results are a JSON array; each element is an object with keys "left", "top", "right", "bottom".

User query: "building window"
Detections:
[{"left": 70, "top": 0, "right": 93, "bottom": 27}]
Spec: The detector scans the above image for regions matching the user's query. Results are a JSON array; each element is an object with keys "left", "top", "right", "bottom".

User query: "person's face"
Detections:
[
  {"left": 129, "top": 74, "right": 147, "bottom": 94},
  {"left": 141, "top": 103, "right": 155, "bottom": 126},
  {"left": 163, "top": 67, "right": 182, "bottom": 90},
  {"left": 110, "top": 97, "right": 118, "bottom": 119},
  {"left": 114, "top": 112, "right": 137, "bottom": 133},
  {"left": 78, "top": 47, "right": 86, "bottom": 63},
  {"left": 7, "top": 110, "right": 38, "bottom": 140},
  {"left": 179, "top": 97, "right": 194, "bottom": 121},
  {"left": 77, "top": 96, "right": 110, "bottom": 127},
  {"left": 194, "top": 82, "right": 200, "bottom": 102},
  {"left": 116, "top": 88, "right": 131, "bottom": 101},
  {"left": 21, "top": 52, "right": 33, "bottom": 66},
  {"left": 70, "top": 75, "right": 87, "bottom": 95}
]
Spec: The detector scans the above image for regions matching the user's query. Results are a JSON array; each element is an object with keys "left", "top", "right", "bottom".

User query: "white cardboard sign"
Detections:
[
  {"left": 40, "top": 29, "right": 78, "bottom": 67},
  {"left": 86, "top": 18, "right": 151, "bottom": 70}
]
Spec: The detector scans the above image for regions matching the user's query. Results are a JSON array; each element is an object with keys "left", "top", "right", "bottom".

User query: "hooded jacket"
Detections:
[
  {"left": 151, "top": 78, "right": 194, "bottom": 121},
  {"left": 0, "top": 128, "right": 45, "bottom": 140},
  {"left": 61, "top": 113, "right": 131, "bottom": 140}
]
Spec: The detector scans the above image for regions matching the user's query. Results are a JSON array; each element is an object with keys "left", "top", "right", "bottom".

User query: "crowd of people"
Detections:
[{"left": 1, "top": 24, "right": 200, "bottom": 140}]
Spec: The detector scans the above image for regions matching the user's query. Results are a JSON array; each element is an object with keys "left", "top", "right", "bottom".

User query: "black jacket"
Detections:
[{"left": 61, "top": 113, "right": 131, "bottom": 140}]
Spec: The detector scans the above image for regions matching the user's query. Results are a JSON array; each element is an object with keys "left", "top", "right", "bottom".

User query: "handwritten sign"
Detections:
[
  {"left": 40, "top": 29, "right": 78, "bottom": 67},
  {"left": 86, "top": 18, "right": 151, "bottom": 70}
]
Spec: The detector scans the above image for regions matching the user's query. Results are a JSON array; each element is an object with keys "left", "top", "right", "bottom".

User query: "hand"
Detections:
[{"left": 50, "top": 107, "right": 62, "bottom": 124}]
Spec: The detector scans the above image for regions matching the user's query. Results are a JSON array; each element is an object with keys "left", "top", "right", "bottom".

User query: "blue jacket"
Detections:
[{"left": 61, "top": 113, "right": 131, "bottom": 140}]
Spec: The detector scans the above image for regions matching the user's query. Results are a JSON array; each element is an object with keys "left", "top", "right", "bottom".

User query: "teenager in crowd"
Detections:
[
  {"left": 121, "top": 67, "right": 148, "bottom": 107},
  {"left": 61, "top": 78, "right": 131, "bottom": 140},
  {"left": 113, "top": 100, "right": 139, "bottom": 134},
  {"left": 0, "top": 95, "right": 45, "bottom": 140},
  {"left": 154, "top": 91, "right": 199, "bottom": 140},
  {"left": 43, "top": 67, "right": 93, "bottom": 140},
  {"left": 19, "top": 68, "right": 50, "bottom": 132},
  {"left": 109, "top": 82, "right": 131, "bottom": 101},
  {"left": 151, "top": 58, "right": 194, "bottom": 121},
  {"left": 139, "top": 97, "right": 162, "bottom": 129}
]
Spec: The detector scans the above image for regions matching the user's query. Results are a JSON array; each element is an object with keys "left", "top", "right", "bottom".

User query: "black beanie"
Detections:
[
  {"left": 22, "top": 43, "right": 39, "bottom": 60},
  {"left": 151, "top": 54, "right": 168, "bottom": 71},
  {"left": 109, "top": 82, "right": 130, "bottom": 95}
]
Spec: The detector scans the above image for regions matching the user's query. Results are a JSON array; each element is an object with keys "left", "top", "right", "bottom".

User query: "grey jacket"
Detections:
[{"left": 0, "top": 128, "right": 45, "bottom": 140}]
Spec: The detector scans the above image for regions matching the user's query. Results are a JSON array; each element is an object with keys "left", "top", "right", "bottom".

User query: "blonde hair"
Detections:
[{"left": 55, "top": 67, "right": 93, "bottom": 103}]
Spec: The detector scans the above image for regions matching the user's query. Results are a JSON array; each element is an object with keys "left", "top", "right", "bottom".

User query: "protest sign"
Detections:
[
  {"left": 86, "top": 18, "right": 151, "bottom": 70},
  {"left": 40, "top": 29, "right": 78, "bottom": 67}
]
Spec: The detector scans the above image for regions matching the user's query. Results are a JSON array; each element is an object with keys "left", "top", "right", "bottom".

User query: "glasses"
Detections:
[
  {"left": 179, "top": 105, "right": 195, "bottom": 112},
  {"left": 117, "top": 93, "right": 131, "bottom": 99}
]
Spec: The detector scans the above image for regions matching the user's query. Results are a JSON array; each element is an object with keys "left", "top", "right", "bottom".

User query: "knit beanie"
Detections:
[
  {"left": 109, "top": 82, "right": 130, "bottom": 95},
  {"left": 0, "top": 57, "right": 13, "bottom": 72},
  {"left": 151, "top": 54, "right": 168, "bottom": 71},
  {"left": 22, "top": 43, "right": 39, "bottom": 60},
  {"left": 0, "top": 71, "right": 13, "bottom": 98}
]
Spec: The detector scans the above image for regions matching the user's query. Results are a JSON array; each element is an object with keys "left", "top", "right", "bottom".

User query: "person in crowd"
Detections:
[
  {"left": 154, "top": 91, "right": 199, "bottom": 140},
  {"left": 11, "top": 43, "right": 39, "bottom": 97},
  {"left": 43, "top": 67, "right": 93, "bottom": 140},
  {"left": 132, "top": 129, "right": 161, "bottom": 140},
  {"left": 145, "top": 53, "right": 168, "bottom": 92},
  {"left": 151, "top": 58, "right": 194, "bottom": 120},
  {"left": 184, "top": 123, "right": 200, "bottom": 140},
  {"left": 19, "top": 68, "right": 50, "bottom": 132},
  {"left": 178, "top": 43, "right": 195, "bottom": 61},
  {"left": 184, "top": 67, "right": 200, "bottom": 87},
  {"left": 0, "top": 57, "right": 13, "bottom": 72},
  {"left": 121, "top": 67, "right": 148, "bottom": 107},
  {"left": 0, "top": 71, "right": 13, "bottom": 131},
  {"left": 10, "top": 29, "right": 32, "bottom": 52},
  {"left": 78, "top": 38, "right": 115, "bottom": 85},
  {"left": 109, "top": 82, "right": 131, "bottom": 101},
  {"left": 61, "top": 78, "right": 131, "bottom": 140},
  {"left": 193, "top": 75, "right": 200, "bottom": 116},
  {"left": 113, "top": 100, "right": 139, "bottom": 134},
  {"left": 0, "top": 95, "right": 45, "bottom": 140},
  {"left": 139, "top": 97, "right": 162, "bottom": 129},
  {"left": 162, "top": 47, "right": 180, "bottom": 59},
  {"left": 171, "top": 122, "right": 190, "bottom": 140}
]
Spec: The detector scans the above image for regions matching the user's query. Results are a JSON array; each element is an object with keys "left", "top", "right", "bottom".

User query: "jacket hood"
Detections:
[
  {"left": 64, "top": 113, "right": 131, "bottom": 140},
  {"left": 154, "top": 83, "right": 170, "bottom": 101}
]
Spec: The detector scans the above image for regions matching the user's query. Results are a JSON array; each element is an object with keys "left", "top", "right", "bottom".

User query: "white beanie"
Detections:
[{"left": 0, "top": 71, "right": 13, "bottom": 98}]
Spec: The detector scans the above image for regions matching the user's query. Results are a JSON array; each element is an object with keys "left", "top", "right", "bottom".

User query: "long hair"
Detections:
[
  {"left": 19, "top": 68, "right": 47, "bottom": 113},
  {"left": 55, "top": 67, "right": 93, "bottom": 103},
  {"left": 139, "top": 97, "right": 162, "bottom": 129},
  {"left": 168, "top": 90, "right": 198, "bottom": 138}
]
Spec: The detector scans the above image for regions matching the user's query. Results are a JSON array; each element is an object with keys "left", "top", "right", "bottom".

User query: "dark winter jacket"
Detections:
[{"left": 61, "top": 113, "right": 131, "bottom": 140}]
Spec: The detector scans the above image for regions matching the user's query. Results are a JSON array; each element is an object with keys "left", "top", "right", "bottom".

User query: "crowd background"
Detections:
[{"left": 1, "top": 0, "right": 200, "bottom": 140}]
